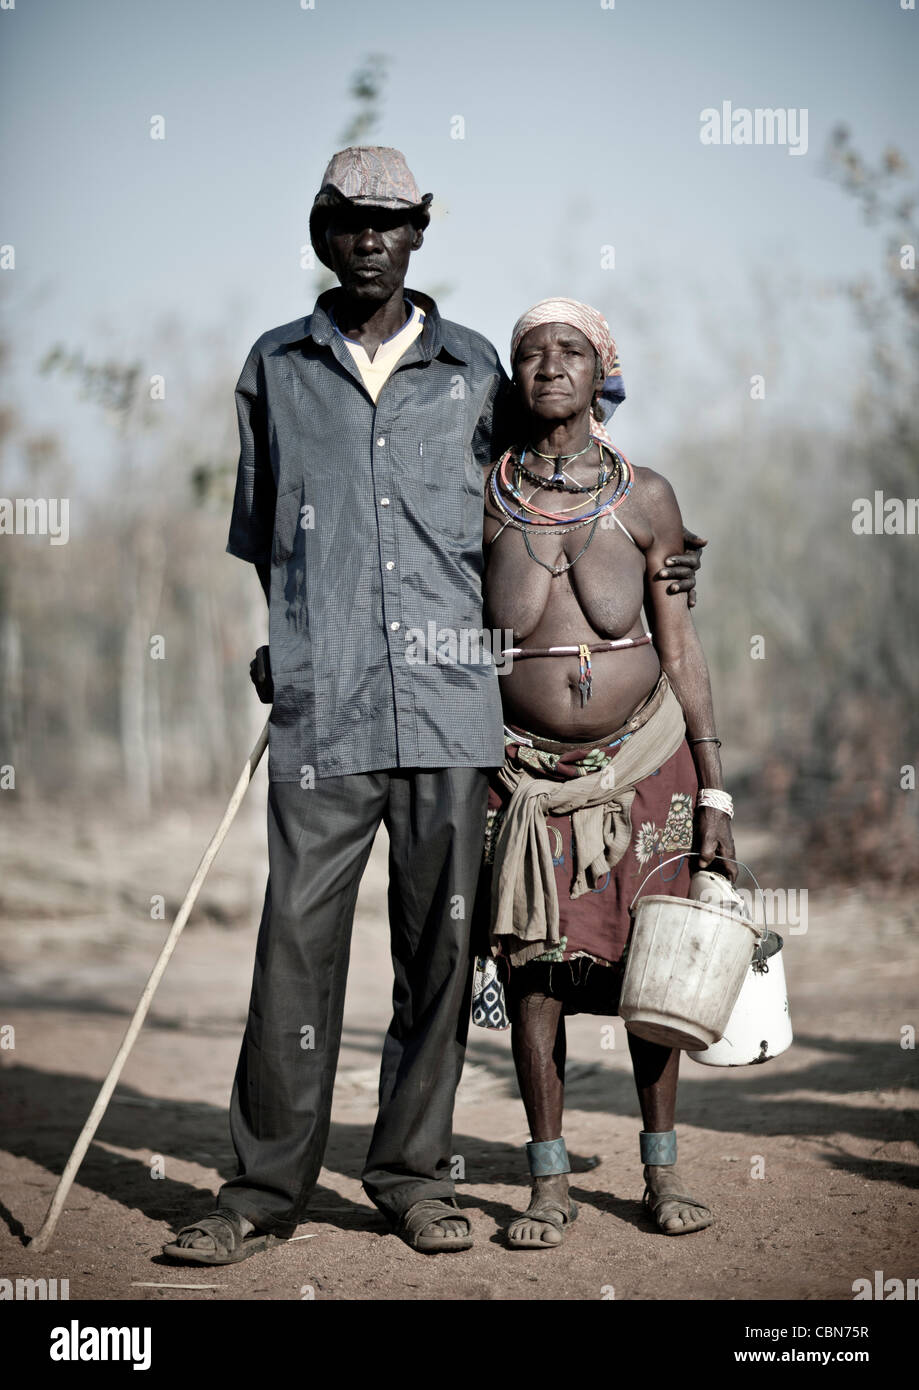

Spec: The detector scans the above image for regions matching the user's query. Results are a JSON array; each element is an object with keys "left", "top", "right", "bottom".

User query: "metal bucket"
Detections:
[
  {"left": 619, "top": 855, "right": 763, "bottom": 1050},
  {"left": 688, "top": 926, "right": 793, "bottom": 1066}
]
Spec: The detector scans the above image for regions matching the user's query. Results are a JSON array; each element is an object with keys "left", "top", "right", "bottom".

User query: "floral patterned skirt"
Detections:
[{"left": 478, "top": 732, "right": 698, "bottom": 970}]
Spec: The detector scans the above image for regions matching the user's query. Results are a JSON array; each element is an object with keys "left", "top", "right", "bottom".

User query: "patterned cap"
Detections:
[
  {"left": 310, "top": 146, "right": 433, "bottom": 268},
  {"left": 317, "top": 146, "right": 432, "bottom": 209}
]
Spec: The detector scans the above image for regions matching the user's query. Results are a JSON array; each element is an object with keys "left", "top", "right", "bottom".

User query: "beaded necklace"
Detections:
[
  {"left": 516, "top": 458, "right": 604, "bottom": 493},
  {"left": 490, "top": 441, "right": 633, "bottom": 529},
  {"left": 511, "top": 463, "right": 611, "bottom": 518},
  {"left": 513, "top": 447, "right": 612, "bottom": 513},
  {"left": 526, "top": 436, "right": 594, "bottom": 486},
  {"left": 487, "top": 439, "right": 635, "bottom": 577},
  {"left": 522, "top": 517, "right": 602, "bottom": 576}
]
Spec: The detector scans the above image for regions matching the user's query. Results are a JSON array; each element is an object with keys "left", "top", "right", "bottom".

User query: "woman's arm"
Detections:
[
  {"left": 638, "top": 469, "right": 736, "bottom": 880},
  {"left": 652, "top": 526, "right": 707, "bottom": 608}
]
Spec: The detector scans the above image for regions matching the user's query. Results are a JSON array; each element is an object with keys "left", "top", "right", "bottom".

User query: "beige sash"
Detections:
[{"left": 491, "top": 676, "right": 686, "bottom": 964}]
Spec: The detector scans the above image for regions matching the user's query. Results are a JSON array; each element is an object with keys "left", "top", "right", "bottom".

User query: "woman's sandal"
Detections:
[
  {"left": 639, "top": 1129, "right": 712, "bottom": 1236},
  {"left": 507, "top": 1195, "right": 578, "bottom": 1249},
  {"left": 642, "top": 1186, "right": 713, "bottom": 1235},
  {"left": 162, "top": 1210, "right": 285, "bottom": 1265},
  {"left": 505, "top": 1136, "right": 577, "bottom": 1249},
  {"left": 396, "top": 1197, "right": 473, "bottom": 1253}
]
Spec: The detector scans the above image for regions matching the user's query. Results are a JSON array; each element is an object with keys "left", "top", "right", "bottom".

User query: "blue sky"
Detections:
[{"left": 1, "top": 0, "right": 915, "bottom": 478}]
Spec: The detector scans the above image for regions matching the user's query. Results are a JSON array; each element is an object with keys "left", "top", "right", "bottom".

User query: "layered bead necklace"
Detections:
[{"left": 488, "top": 437, "right": 634, "bottom": 577}]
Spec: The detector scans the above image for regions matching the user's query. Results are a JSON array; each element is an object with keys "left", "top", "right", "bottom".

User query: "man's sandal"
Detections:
[
  {"left": 506, "top": 1138, "right": 578, "bottom": 1250},
  {"left": 396, "top": 1197, "right": 473, "bottom": 1253},
  {"left": 639, "top": 1128, "right": 713, "bottom": 1236},
  {"left": 162, "top": 1210, "right": 285, "bottom": 1265}
]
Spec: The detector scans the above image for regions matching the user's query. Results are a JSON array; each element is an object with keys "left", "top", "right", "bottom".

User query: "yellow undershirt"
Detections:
[{"left": 338, "top": 301, "right": 426, "bottom": 403}]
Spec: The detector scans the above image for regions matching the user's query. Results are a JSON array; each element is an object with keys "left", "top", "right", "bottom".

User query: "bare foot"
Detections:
[
  {"left": 643, "top": 1164, "right": 712, "bottom": 1234},
  {"left": 177, "top": 1211, "right": 255, "bottom": 1254},
  {"left": 507, "top": 1173, "right": 576, "bottom": 1248}
]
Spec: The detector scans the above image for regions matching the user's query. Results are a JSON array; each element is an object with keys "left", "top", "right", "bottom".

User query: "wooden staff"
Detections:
[{"left": 29, "top": 719, "right": 270, "bottom": 1253}]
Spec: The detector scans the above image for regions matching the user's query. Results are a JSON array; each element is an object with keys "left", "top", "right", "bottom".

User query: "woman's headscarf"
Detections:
[{"left": 510, "top": 297, "right": 626, "bottom": 430}]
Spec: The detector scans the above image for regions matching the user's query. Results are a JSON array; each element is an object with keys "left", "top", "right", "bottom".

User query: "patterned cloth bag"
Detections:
[{"left": 471, "top": 956, "right": 510, "bottom": 1030}]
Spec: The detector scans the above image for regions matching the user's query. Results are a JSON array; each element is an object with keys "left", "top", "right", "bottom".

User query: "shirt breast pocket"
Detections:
[
  {"left": 272, "top": 485, "right": 304, "bottom": 566},
  {"left": 420, "top": 437, "right": 481, "bottom": 544}
]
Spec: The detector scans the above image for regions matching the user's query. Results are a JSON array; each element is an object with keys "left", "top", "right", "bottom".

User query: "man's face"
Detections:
[
  {"left": 324, "top": 205, "right": 423, "bottom": 302},
  {"left": 513, "top": 322, "right": 601, "bottom": 424}
]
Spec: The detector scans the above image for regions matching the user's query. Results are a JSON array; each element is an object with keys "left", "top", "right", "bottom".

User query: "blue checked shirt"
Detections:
[{"left": 227, "top": 288, "right": 510, "bottom": 781}]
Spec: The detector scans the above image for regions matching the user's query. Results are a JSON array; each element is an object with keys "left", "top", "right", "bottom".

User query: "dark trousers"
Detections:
[{"left": 217, "top": 766, "right": 489, "bottom": 1236}]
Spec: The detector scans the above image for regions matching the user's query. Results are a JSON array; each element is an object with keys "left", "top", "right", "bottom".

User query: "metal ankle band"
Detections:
[
  {"left": 526, "top": 1138, "right": 571, "bottom": 1176},
  {"left": 640, "top": 1129, "right": 677, "bottom": 1165}
]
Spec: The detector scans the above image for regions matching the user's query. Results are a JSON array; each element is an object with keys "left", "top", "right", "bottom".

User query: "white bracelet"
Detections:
[{"left": 698, "top": 788, "right": 734, "bottom": 818}]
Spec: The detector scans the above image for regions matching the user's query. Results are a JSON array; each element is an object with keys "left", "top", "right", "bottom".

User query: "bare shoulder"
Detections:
[
  {"left": 631, "top": 464, "right": 679, "bottom": 511},
  {"left": 632, "top": 464, "right": 683, "bottom": 519},
  {"left": 624, "top": 464, "right": 684, "bottom": 551}
]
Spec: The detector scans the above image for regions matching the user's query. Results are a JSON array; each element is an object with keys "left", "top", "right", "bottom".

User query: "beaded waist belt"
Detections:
[{"left": 499, "top": 632, "right": 653, "bottom": 706}]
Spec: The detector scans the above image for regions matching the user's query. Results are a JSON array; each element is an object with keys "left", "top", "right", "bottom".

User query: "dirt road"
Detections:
[{"left": 2, "top": 789, "right": 917, "bottom": 1301}]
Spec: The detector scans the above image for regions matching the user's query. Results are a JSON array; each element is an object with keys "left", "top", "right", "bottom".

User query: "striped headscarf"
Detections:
[{"left": 510, "top": 297, "right": 625, "bottom": 430}]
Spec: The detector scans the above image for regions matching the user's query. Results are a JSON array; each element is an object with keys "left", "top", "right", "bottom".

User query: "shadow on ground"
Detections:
[{"left": 2, "top": 1025, "right": 916, "bottom": 1244}]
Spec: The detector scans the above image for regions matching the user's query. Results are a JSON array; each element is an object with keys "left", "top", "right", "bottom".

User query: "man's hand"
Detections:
[
  {"left": 250, "top": 645, "right": 274, "bottom": 704},
  {"left": 653, "top": 527, "right": 707, "bottom": 608}
]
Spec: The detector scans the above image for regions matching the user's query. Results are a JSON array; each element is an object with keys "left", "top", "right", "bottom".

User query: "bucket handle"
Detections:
[{"left": 629, "top": 853, "right": 767, "bottom": 942}]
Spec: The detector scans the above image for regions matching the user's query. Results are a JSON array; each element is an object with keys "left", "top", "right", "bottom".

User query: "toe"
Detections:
[
  {"left": 178, "top": 1231, "right": 216, "bottom": 1251},
  {"left": 662, "top": 1201, "right": 709, "bottom": 1231},
  {"left": 430, "top": 1217, "right": 468, "bottom": 1241}
]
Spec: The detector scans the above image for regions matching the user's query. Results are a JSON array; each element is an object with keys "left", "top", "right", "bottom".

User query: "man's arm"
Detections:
[
  {"left": 227, "top": 346, "right": 275, "bottom": 698},
  {"left": 471, "top": 360, "right": 514, "bottom": 471},
  {"left": 226, "top": 346, "right": 276, "bottom": 592}
]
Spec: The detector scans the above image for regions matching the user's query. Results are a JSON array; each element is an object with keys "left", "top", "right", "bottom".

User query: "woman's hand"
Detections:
[{"left": 694, "top": 807, "right": 736, "bottom": 881}]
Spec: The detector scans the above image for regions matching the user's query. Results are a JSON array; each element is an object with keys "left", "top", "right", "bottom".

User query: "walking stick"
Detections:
[{"left": 29, "top": 718, "right": 270, "bottom": 1252}]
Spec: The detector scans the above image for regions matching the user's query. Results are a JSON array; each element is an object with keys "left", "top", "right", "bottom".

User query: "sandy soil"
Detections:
[{"left": 1, "top": 782, "right": 917, "bottom": 1303}]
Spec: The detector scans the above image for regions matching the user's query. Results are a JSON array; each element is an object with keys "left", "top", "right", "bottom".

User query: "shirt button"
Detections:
[
  {"left": 390, "top": 621, "right": 400, "bottom": 631},
  {"left": 377, "top": 437, "right": 386, "bottom": 447},
  {"left": 380, "top": 497, "right": 391, "bottom": 507},
  {"left": 385, "top": 561, "right": 395, "bottom": 571}
]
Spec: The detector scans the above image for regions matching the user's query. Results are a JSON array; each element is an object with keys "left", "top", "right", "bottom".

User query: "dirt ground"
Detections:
[{"left": 1, "top": 780, "right": 917, "bottom": 1303}]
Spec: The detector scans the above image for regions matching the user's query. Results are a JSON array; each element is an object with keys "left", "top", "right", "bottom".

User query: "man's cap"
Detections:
[{"left": 310, "top": 145, "right": 433, "bottom": 267}]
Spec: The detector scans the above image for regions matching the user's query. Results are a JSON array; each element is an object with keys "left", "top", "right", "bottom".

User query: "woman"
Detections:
[{"left": 477, "top": 298, "right": 735, "bottom": 1248}]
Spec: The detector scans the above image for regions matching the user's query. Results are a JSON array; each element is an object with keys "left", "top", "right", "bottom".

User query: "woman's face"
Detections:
[{"left": 513, "top": 322, "right": 599, "bottom": 425}]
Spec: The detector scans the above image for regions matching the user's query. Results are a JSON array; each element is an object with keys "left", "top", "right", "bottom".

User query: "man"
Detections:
[{"left": 165, "top": 147, "right": 701, "bottom": 1264}]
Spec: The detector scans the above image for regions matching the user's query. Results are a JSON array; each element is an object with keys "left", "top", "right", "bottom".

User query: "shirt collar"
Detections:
[{"left": 282, "top": 287, "right": 468, "bottom": 366}]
